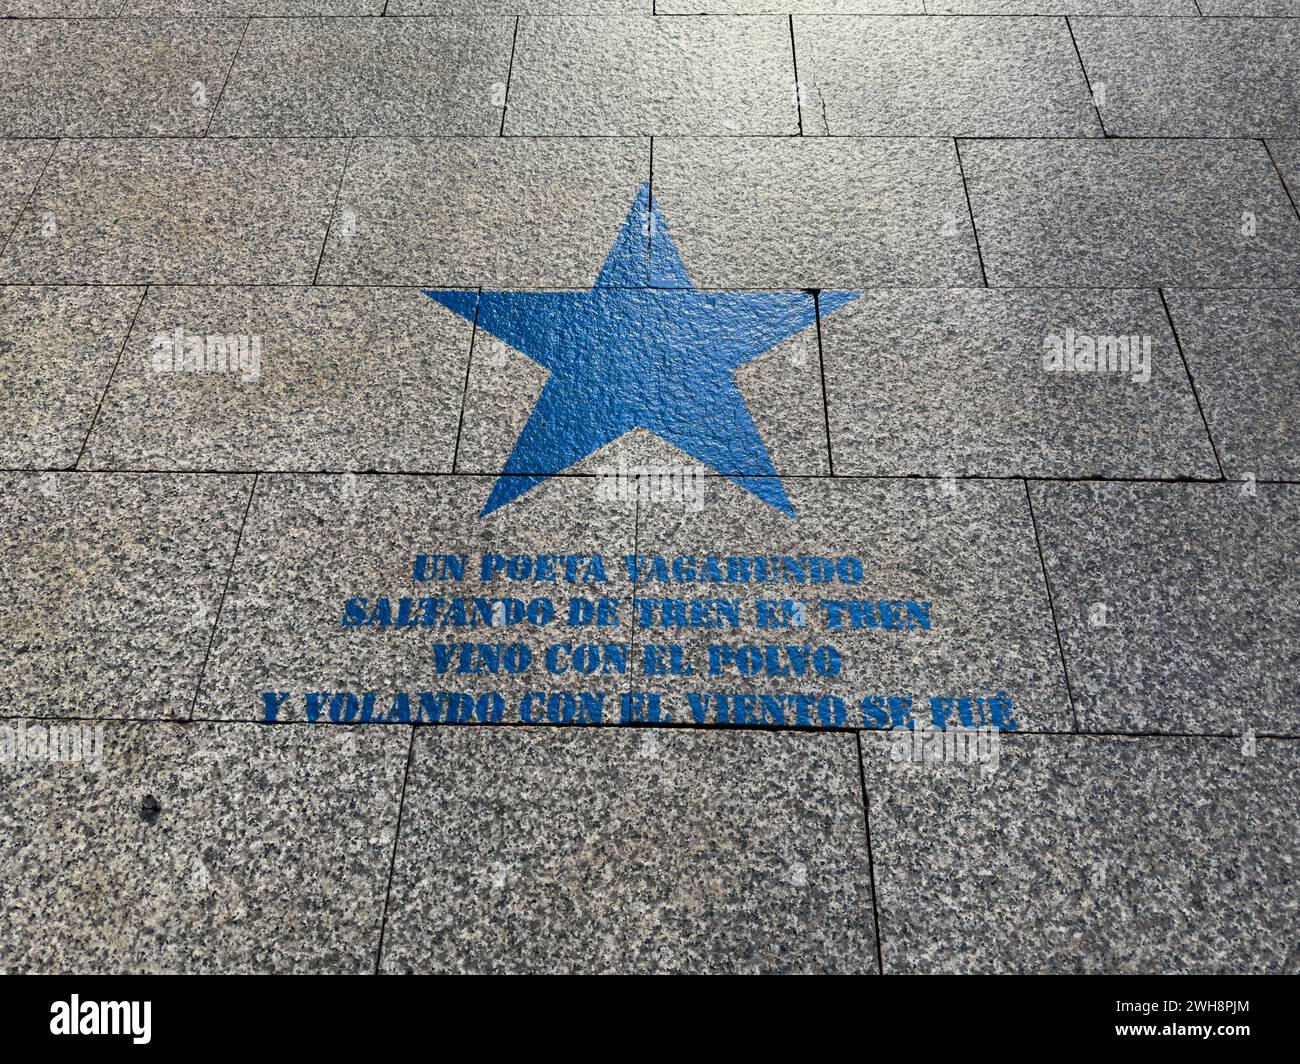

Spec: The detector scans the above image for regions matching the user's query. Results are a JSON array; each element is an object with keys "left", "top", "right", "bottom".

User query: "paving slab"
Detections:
[
  {"left": 318, "top": 138, "right": 648, "bottom": 287},
  {"left": 0, "top": 286, "right": 143, "bottom": 469},
  {"left": 1, "top": 1, "right": 127, "bottom": 13},
  {"left": 1164, "top": 288, "right": 1300, "bottom": 480},
  {"left": 209, "top": 17, "right": 514, "bottom": 137},
  {"left": 0, "top": 18, "right": 245, "bottom": 138},
  {"left": 822, "top": 288, "right": 1217, "bottom": 478},
  {"left": 0, "top": 473, "right": 252, "bottom": 721},
  {"left": 862, "top": 734, "right": 1300, "bottom": 973},
  {"left": 1073, "top": 18, "right": 1300, "bottom": 138},
  {"left": 379, "top": 727, "right": 876, "bottom": 973},
  {"left": 1271, "top": 138, "right": 1300, "bottom": 203},
  {"left": 961, "top": 138, "right": 1300, "bottom": 288},
  {"left": 0, "top": 139, "right": 55, "bottom": 245},
  {"left": 0, "top": 721, "right": 407, "bottom": 973},
  {"left": 633, "top": 477, "right": 1072, "bottom": 734},
  {"left": 1030, "top": 481, "right": 1300, "bottom": 736},
  {"left": 0, "top": 139, "right": 348, "bottom": 285},
  {"left": 195, "top": 474, "right": 637, "bottom": 724},
  {"left": 652, "top": 137, "right": 982, "bottom": 287},
  {"left": 504, "top": 15, "right": 798, "bottom": 135},
  {"left": 82, "top": 287, "right": 472, "bottom": 473},
  {"left": 930, "top": 0, "right": 1191, "bottom": 9},
  {"left": 1196, "top": 0, "right": 1300, "bottom": 12},
  {"left": 661, "top": 0, "right": 918, "bottom": 9},
  {"left": 795, "top": 16, "right": 1100, "bottom": 137}
]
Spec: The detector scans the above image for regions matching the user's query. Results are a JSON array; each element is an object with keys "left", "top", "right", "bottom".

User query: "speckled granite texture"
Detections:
[{"left": 0, "top": 7, "right": 1296, "bottom": 974}]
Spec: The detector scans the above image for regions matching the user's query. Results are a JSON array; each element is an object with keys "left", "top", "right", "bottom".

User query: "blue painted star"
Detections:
[{"left": 426, "top": 183, "right": 859, "bottom": 517}]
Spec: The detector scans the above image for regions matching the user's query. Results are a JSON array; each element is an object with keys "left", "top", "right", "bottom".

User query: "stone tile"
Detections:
[
  {"left": 318, "top": 138, "right": 648, "bottom": 287},
  {"left": 1165, "top": 289, "right": 1300, "bottom": 481},
  {"left": 652, "top": 138, "right": 982, "bottom": 287},
  {"left": 822, "top": 288, "right": 1217, "bottom": 478},
  {"left": 196, "top": 474, "right": 637, "bottom": 724},
  {"left": 389, "top": 0, "right": 646, "bottom": 11},
  {"left": 0, "top": 139, "right": 348, "bottom": 285},
  {"left": 0, "top": 1, "right": 127, "bottom": 13},
  {"left": 0, "top": 18, "right": 245, "bottom": 138},
  {"left": 795, "top": 16, "right": 1099, "bottom": 137},
  {"left": 380, "top": 727, "right": 876, "bottom": 973},
  {"left": 83, "top": 287, "right": 472, "bottom": 473},
  {"left": 504, "top": 15, "right": 797, "bottom": 135},
  {"left": 0, "top": 720, "right": 407, "bottom": 973},
  {"left": 455, "top": 290, "right": 829, "bottom": 479},
  {"left": 1197, "top": 0, "right": 1300, "bottom": 12},
  {"left": 210, "top": 17, "right": 514, "bottom": 137},
  {"left": 0, "top": 286, "right": 143, "bottom": 469},
  {"left": 1030, "top": 481, "right": 1300, "bottom": 736},
  {"left": 961, "top": 138, "right": 1300, "bottom": 288},
  {"left": 931, "top": 0, "right": 1191, "bottom": 9},
  {"left": 1271, "top": 138, "right": 1300, "bottom": 201},
  {"left": 862, "top": 734, "right": 1300, "bottom": 973},
  {"left": 0, "top": 140, "right": 55, "bottom": 244},
  {"left": 633, "top": 478, "right": 1072, "bottom": 733},
  {"left": 0, "top": 473, "right": 252, "bottom": 721},
  {"left": 1073, "top": 18, "right": 1300, "bottom": 138},
  {"left": 661, "top": 0, "right": 918, "bottom": 9}
]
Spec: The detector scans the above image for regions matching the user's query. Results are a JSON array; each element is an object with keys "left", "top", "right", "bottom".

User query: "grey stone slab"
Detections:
[
  {"left": 862, "top": 734, "right": 1300, "bottom": 973},
  {"left": 661, "top": 0, "right": 918, "bottom": 10},
  {"left": 1271, "top": 138, "right": 1300, "bottom": 201},
  {"left": 196, "top": 474, "right": 637, "bottom": 723},
  {"left": 0, "top": 473, "right": 252, "bottom": 721},
  {"left": 962, "top": 138, "right": 1300, "bottom": 288},
  {"left": 0, "top": 139, "right": 348, "bottom": 285},
  {"left": 823, "top": 288, "right": 1217, "bottom": 478},
  {"left": 0, "top": 140, "right": 55, "bottom": 244},
  {"left": 0, "top": 286, "right": 143, "bottom": 469},
  {"left": 381, "top": 727, "right": 876, "bottom": 973},
  {"left": 0, "top": 18, "right": 246, "bottom": 138},
  {"left": 455, "top": 292, "right": 829, "bottom": 478},
  {"left": 1197, "top": 0, "right": 1300, "bottom": 12},
  {"left": 122, "top": 1, "right": 379, "bottom": 10},
  {"left": 634, "top": 477, "right": 1072, "bottom": 733},
  {"left": 389, "top": 0, "right": 646, "bottom": 11},
  {"left": 0, "top": 720, "right": 407, "bottom": 973},
  {"left": 209, "top": 17, "right": 514, "bottom": 137},
  {"left": 1165, "top": 289, "right": 1300, "bottom": 481},
  {"left": 795, "top": 16, "right": 1099, "bottom": 137},
  {"left": 652, "top": 138, "right": 982, "bottom": 287},
  {"left": 931, "top": 0, "right": 1191, "bottom": 9},
  {"left": 318, "top": 137, "right": 648, "bottom": 287},
  {"left": 0, "top": 2, "right": 126, "bottom": 13},
  {"left": 1031, "top": 481, "right": 1300, "bottom": 736},
  {"left": 1073, "top": 18, "right": 1300, "bottom": 138},
  {"left": 504, "top": 15, "right": 798, "bottom": 135},
  {"left": 82, "top": 287, "right": 472, "bottom": 473}
]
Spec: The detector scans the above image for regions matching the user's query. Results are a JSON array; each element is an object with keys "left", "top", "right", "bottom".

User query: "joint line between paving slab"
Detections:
[
  {"left": 373, "top": 726, "right": 417, "bottom": 974},
  {"left": 812, "top": 290, "right": 836, "bottom": 476},
  {"left": 788, "top": 15, "right": 803, "bottom": 137},
  {"left": 1159, "top": 287, "right": 1227, "bottom": 479},
  {"left": 1263, "top": 139, "right": 1300, "bottom": 225},
  {"left": 1065, "top": 16, "right": 1108, "bottom": 138},
  {"left": 1023, "top": 478, "right": 1081, "bottom": 733},
  {"left": 500, "top": 17, "right": 520, "bottom": 138},
  {"left": 854, "top": 731, "right": 886, "bottom": 975},
  {"left": 951, "top": 139, "right": 988, "bottom": 287},
  {"left": 0, "top": 138, "right": 58, "bottom": 263},
  {"left": 203, "top": 17, "right": 252, "bottom": 139},
  {"left": 73, "top": 284, "right": 148, "bottom": 471},
  {"left": 450, "top": 288, "right": 484, "bottom": 474},
  {"left": 187, "top": 473, "right": 258, "bottom": 721},
  {"left": 313, "top": 138, "right": 356, "bottom": 287}
]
